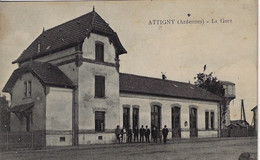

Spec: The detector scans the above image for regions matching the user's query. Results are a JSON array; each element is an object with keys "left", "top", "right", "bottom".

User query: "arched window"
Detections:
[{"left": 151, "top": 105, "right": 161, "bottom": 129}]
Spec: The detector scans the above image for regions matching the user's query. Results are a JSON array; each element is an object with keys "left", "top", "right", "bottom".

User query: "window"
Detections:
[
  {"left": 123, "top": 107, "right": 130, "bottom": 129},
  {"left": 95, "top": 111, "right": 105, "bottom": 132},
  {"left": 151, "top": 105, "right": 161, "bottom": 129},
  {"left": 24, "top": 81, "right": 32, "bottom": 97},
  {"left": 95, "top": 42, "right": 104, "bottom": 62},
  {"left": 132, "top": 108, "right": 139, "bottom": 129},
  {"left": 60, "top": 137, "right": 65, "bottom": 142},
  {"left": 211, "top": 112, "right": 214, "bottom": 129},
  {"left": 205, "top": 111, "right": 209, "bottom": 130},
  {"left": 95, "top": 76, "right": 105, "bottom": 98},
  {"left": 38, "top": 43, "right": 41, "bottom": 53}
]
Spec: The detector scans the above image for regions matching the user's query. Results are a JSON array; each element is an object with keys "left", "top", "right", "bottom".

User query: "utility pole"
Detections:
[{"left": 240, "top": 99, "right": 247, "bottom": 124}]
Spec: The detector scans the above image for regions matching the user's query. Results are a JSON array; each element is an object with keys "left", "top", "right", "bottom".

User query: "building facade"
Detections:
[{"left": 3, "top": 9, "right": 230, "bottom": 146}]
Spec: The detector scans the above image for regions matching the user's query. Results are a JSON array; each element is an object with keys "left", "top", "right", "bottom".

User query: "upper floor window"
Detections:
[
  {"left": 38, "top": 43, "right": 41, "bottom": 53},
  {"left": 95, "top": 76, "right": 105, "bottom": 98},
  {"left": 24, "top": 81, "right": 32, "bottom": 97},
  {"left": 95, "top": 42, "right": 104, "bottom": 62},
  {"left": 95, "top": 111, "right": 105, "bottom": 132}
]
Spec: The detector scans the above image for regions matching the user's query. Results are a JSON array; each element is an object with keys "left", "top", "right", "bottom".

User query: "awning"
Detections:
[{"left": 9, "top": 102, "right": 34, "bottom": 113}]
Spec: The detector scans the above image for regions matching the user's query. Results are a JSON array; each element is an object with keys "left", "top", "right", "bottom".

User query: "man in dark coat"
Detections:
[
  {"left": 127, "top": 128, "right": 133, "bottom": 143},
  {"left": 115, "top": 125, "right": 121, "bottom": 144},
  {"left": 145, "top": 125, "right": 150, "bottom": 143},
  {"left": 162, "top": 125, "right": 169, "bottom": 143},
  {"left": 151, "top": 127, "right": 157, "bottom": 142},
  {"left": 139, "top": 125, "right": 145, "bottom": 143},
  {"left": 133, "top": 126, "right": 139, "bottom": 142}
]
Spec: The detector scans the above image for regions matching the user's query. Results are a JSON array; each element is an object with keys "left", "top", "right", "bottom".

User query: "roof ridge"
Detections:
[
  {"left": 119, "top": 72, "right": 194, "bottom": 86},
  {"left": 44, "top": 12, "right": 92, "bottom": 33}
]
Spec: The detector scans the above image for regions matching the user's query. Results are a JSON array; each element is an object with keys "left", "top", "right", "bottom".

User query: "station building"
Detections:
[{"left": 3, "top": 9, "right": 234, "bottom": 146}]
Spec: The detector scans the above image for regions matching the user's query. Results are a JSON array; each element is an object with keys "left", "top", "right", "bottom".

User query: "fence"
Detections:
[
  {"left": 0, "top": 131, "right": 45, "bottom": 150},
  {"left": 220, "top": 127, "right": 257, "bottom": 137}
]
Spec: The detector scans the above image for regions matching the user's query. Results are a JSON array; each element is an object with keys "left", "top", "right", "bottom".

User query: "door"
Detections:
[
  {"left": 172, "top": 107, "right": 181, "bottom": 138},
  {"left": 123, "top": 108, "right": 130, "bottom": 129},
  {"left": 190, "top": 107, "right": 198, "bottom": 137}
]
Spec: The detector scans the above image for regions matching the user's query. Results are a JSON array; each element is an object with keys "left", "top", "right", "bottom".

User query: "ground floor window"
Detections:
[
  {"left": 151, "top": 105, "right": 161, "bottom": 129},
  {"left": 205, "top": 111, "right": 209, "bottom": 130},
  {"left": 132, "top": 108, "right": 139, "bottom": 129},
  {"left": 123, "top": 107, "right": 130, "bottom": 129},
  {"left": 95, "top": 111, "right": 105, "bottom": 132},
  {"left": 211, "top": 112, "right": 214, "bottom": 129}
]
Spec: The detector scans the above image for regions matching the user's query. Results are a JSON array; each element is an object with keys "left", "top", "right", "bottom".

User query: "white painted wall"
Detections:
[
  {"left": 78, "top": 33, "right": 119, "bottom": 144},
  {"left": 46, "top": 87, "right": 73, "bottom": 146},
  {"left": 82, "top": 33, "right": 116, "bottom": 63},
  {"left": 120, "top": 93, "right": 219, "bottom": 138}
]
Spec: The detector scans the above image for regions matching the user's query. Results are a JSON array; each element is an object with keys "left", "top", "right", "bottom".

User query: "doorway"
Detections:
[
  {"left": 190, "top": 107, "right": 198, "bottom": 137},
  {"left": 172, "top": 107, "right": 181, "bottom": 138}
]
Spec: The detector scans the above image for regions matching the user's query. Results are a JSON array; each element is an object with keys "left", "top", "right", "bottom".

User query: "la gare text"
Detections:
[{"left": 148, "top": 18, "right": 232, "bottom": 25}]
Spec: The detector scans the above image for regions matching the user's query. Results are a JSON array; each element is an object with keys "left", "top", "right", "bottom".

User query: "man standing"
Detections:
[
  {"left": 115, "top": 125, "right": 121, "bottom": 144},
  {"left": 140, "top": 125, "right": 145, "bottom": 143},
  {"left": 145, "top": 125, "right": 150, "bottom": 143},
  {"left": 162, "top": 125, "right": 169, "bottom": 143},
  {"left": 152, "top": 127, "right": 157, "bottom": 143},
  {"left": 127, "top": 128, "right": 133, "bottom": 143},
  {"left": 133, "top": 126, "right": 139, "bottom": 142}
]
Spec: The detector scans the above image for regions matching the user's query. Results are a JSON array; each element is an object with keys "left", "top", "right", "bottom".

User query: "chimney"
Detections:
[{"left": 161, "top": 72, "right": 167, "bottom": 80}]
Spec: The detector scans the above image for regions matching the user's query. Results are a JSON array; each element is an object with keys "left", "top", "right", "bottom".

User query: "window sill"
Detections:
[
  {"left": 94, "top": 96, "right": 106, "bottom": 99},
  {"left": 23, "top": 96, "right": 32, "bottom": 99}
]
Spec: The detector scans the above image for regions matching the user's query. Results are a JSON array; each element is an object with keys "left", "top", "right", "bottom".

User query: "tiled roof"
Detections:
[
  {"left": 3, "top": 61, "right": 74, "bottom": 93},
  {"left": 119, "top": 73, "right": 222, "bottom": 102},
  {"left": 13, "top": 9, "right": 127, "bottom": 64}
]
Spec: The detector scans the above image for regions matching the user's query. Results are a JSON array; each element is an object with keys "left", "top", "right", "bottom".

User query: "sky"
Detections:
[{"left": 0, "top": 0, "right": 257, "bottom": 122}]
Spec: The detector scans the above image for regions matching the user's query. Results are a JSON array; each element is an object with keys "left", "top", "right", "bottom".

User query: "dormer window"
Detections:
[{"left": 95, "top": 42, "right": 104, "bottom": 62}]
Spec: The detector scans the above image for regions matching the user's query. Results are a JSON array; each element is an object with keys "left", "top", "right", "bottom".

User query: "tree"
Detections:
[
  {"left": 194, "top": 65, "right": 227, "bottom": 128},
  {"left": 0, "top": 95, "right": 10, "bottom": 132}
]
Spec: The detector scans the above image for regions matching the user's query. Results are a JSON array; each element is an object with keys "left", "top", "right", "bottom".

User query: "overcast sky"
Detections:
[{"left": 0, "top": 1, "right": 257, "bottom": 122}]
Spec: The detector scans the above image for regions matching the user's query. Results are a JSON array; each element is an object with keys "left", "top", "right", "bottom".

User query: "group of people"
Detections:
[{"left": 115, "top": 125, "right": 169, "bottom": 144}]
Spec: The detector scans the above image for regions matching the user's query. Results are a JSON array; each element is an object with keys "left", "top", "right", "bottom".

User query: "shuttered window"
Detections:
[
  {"left": 95, "top": 111, "right": 105, "bottom": 132},
  {"left": 95, "top": 42, "right": 104, "bottom": 62},
  {"left": 95, "top": 76, "right": 105, "bottom": 98},
  {"left": 24, "top": 82, "right": 27, "bottom": 97}
]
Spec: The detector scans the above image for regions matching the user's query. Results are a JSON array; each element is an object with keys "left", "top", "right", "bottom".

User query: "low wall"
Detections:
[
  {"left": 0, "top": 131, "right": 45, "bottom": 150},
  {"left": 79, "top": 133, "right": 116, "bottom": 144}
]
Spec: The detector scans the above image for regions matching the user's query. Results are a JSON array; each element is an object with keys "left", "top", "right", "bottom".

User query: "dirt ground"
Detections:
[{"left": 0, "top": 137, "right": 257, "bottom": 160}]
